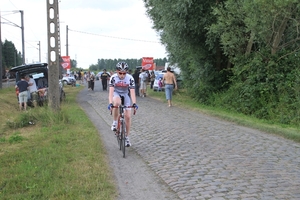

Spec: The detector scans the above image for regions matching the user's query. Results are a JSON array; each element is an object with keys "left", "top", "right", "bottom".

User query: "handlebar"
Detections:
[{"left": 110, "top": 105, "right": 137, "bottom": 115}]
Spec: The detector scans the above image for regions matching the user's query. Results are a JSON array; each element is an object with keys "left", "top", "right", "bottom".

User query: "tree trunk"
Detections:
[
  {"left": 245, "top": 31, "right": 255, "bottom": 56},
  {"left": 271, "top": 17, "right": 288, "bottom": 55}
]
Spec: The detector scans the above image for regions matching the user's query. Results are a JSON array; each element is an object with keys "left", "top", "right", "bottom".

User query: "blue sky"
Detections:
[{"left": 1, "top": 0, "right": 167, "bottom": 68}]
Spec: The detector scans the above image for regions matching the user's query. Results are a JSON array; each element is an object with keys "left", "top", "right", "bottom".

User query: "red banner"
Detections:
[
  {"left": 142, "top": 57, "right": 154, "bottom": 70},
  {"left": 61, "top": 56, "right": 71, "bottom": 69}
]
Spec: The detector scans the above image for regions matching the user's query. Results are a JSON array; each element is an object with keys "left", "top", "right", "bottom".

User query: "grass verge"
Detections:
[
  {"left": 148, "top": 88, "right": 300, "bottom": 143},
  {"left": 0, "top": 85, "right": 116, "bottom": 200}
]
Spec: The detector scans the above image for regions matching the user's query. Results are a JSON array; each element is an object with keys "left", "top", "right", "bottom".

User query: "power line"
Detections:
[
  {"left": 68, "top": 29, "right": 161, "bottom": 44},
  {"left": 7, "top": 0, "right": 19, "bottom": 10}
]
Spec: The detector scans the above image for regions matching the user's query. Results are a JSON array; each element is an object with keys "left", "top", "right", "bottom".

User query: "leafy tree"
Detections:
[
  {"left": 143, "top": 0, "right": 300, "bottom": 124},
  {"left": 70, "top": 59, "right": 77, "bottom": 68},
  {"left": 2, "top": 39, "right": 22, "bottom": 68},
  {"left": 143, "top": 0, "right": 229, "bottom": 102},
  {"left": 208, "top": 0, "right": 300, "bottom": 124}
]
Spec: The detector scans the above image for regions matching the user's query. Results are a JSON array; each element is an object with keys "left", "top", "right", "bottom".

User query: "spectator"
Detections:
[
  {"left": 25, "top": 75, "right": 38, "bottom": 107},
  {"left": 15, "top": 75, "right": 29, "bottom": 111},
  {"left": 139, "top": 68, "right": 148, "bottom": 97},
  {"left": 132, "top": 69, "right": 140, "bottom": 96},
  {"left": 162, "top": 67, "right": 177, "bottom": 107},
  {"left": 150, "top": 71, "right": 155, "bottom": 89},
  {"left": 90, "top": 72, "right": 95, "bottom": 91},
  {"left": 158, "top": 78, "right": 163, "bottom": 92},
  {"left": 87, "top": 71, "right": 91, "bottom": 90},
  {"left": 81, "top": 70, "right": 85, "bottom": 84},
  {"left": 78, "top": 70, "right": 82, "bottom": 84},
  {"left": 100, "top": 69, "right": 111, "bottom": 91}
]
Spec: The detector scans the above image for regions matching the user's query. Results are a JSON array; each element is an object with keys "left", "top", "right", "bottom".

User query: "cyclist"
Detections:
[{"left": 108, "top": 61, "right": 138, "bottom": 147}]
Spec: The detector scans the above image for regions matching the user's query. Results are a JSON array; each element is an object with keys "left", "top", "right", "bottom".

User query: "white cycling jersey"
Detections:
[{"left": 109, "top": 73, "right": 135, "bottom": 95}]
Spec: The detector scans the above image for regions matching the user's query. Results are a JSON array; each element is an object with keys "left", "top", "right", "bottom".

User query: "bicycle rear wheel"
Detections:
[{"left": 121, "top": 120, "right": 126, "bottom": 158}]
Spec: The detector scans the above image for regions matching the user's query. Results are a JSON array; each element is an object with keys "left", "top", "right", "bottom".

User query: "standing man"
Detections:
[
  {"left": 150, "top": 71, "right": 155, "bottom": 89},
  {"left": 25, "top": 75, "right": 38, "bottom": 107},
  {"left": 81, "top": 70, "right": 85, "bottom": 84},
  {"left": 100, "top": 69, "right": 111, "bottom": 91},
  {"left": 15, "top": 75, "right": 29, "bottom": 111},
  {"left": 90, "top": 72, "right": 95, "bottom": 91},
  {"left": 108, "top": 61, "right": 138, "bottom": 147},
  {"left": 162, "top": 67, "right": 177, "bottom": 107},
  {"left": 78, "top": 70, "right": 82, "bottom": 84},
  {"left": 139, "top": 68, "right": 148, "bottom": 97},
  {"left": 132, "top": 69, "right": 140, "bottom": 97},
  {"left": 87, "top": 71, "right": 91, "bottom": 90}
]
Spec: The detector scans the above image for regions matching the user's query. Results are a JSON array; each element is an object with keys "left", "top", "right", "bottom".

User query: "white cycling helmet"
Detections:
[{"left": 116, "top": 62, "right": 129, "bottom": 72}]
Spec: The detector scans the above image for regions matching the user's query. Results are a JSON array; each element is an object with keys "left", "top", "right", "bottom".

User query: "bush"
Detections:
[{"left": 212, "top": 52, "right": 300, "bottom": 126}]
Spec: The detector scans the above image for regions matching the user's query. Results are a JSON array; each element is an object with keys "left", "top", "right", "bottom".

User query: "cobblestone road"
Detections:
[{"left": 87, "top": 83, "right": 300, "bottom": 200}]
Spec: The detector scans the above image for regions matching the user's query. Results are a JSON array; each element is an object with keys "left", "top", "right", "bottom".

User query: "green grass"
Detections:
[
  {"left": 148, "top": 88, "right": 300, "bottom": 143},
  {"left": 0, "top": 85, "right": 116, "bottom": 200}
]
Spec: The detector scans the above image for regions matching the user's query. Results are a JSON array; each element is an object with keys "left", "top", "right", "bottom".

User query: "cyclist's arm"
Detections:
[
  {"left": 109, "top": 86, "right": 114, "bottom": 104},
  {"left": 129, "top": 88, "right": 136, "bottom": 104}
]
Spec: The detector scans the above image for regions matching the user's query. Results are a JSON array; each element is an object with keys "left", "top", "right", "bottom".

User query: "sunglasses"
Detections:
[{"left": 118, "top": 72, "right": 126, "bottom": 75}]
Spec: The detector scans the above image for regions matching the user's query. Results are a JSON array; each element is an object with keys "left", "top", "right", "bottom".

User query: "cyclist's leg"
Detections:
[
  {"left": 111, "top": 92, "right": 121, "bottom": 131},
  {"left": 124, "top": 109, "right": 131, "bottom": 137},
  {"left": 124, "top": 94, "right": 132, "bottom": 136},
  {"left": 112, "top": 92, "right": 121, "bottom": 120},
  {"left": 123, "top": 94, "right": 132, "bottom": 147},
  {"left": 124, "top": 108, "right": 131, "bottom": 147}
]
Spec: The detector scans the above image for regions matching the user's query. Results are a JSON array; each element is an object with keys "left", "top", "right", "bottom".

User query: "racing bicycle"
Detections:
[{"left": 111, "top": 96, "right": 136, "bottom": 158}]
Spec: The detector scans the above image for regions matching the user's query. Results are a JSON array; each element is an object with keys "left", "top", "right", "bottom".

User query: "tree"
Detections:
[
  {"left": 143, "top": 0, "right": 300, "bottom": 124},
  {"left": 207, "top": 0, "right": 300, "bottom": 124},
  {"left": 143, "top": 0, "right": 229, "bottom": 102},
  {"left": 70, "top": 59, "right": 77, "bottom": 68},
  {"left": 2, "top": 39, "right": 22, "bottom": 68},
  {"left": 208, "top": 0, "right": 300, "bottom": 61}
]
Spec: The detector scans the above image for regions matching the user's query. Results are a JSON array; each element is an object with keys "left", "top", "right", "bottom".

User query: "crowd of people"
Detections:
[
  {"left": 14, "top": 62, "right": 177, "bottom": 148},
  {"left": 73, "top": 65, "right": 177, "bottom": 107}
]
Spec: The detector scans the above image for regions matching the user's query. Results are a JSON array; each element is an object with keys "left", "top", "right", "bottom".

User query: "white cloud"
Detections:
[{"left": 1, "top": 0, "right": 167, "bottom": 68}]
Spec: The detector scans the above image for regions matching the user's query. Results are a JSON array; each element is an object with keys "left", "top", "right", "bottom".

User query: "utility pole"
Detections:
[
  {"left": 37, "top": 41, "right": 41, "bottom": 62},
  {"left": 1, "top": 10, "right": 25, "bottom": 65},
  {"left": 66, "top": 25, "right": 68, "bottom": 56},
  {"left": 20, "top": 10, "right": 25, "bottom": 64},
  {"left": 47, "top": 0, "right": 60, "bottom": 111}
]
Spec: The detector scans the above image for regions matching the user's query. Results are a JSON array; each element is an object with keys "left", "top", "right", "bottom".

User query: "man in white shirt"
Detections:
[
  {"left": 25, "top": 75, "right": 38, "bottom": 107},
  {"left": 139, "top": 68, "right": 148, "bottom": 97}
]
